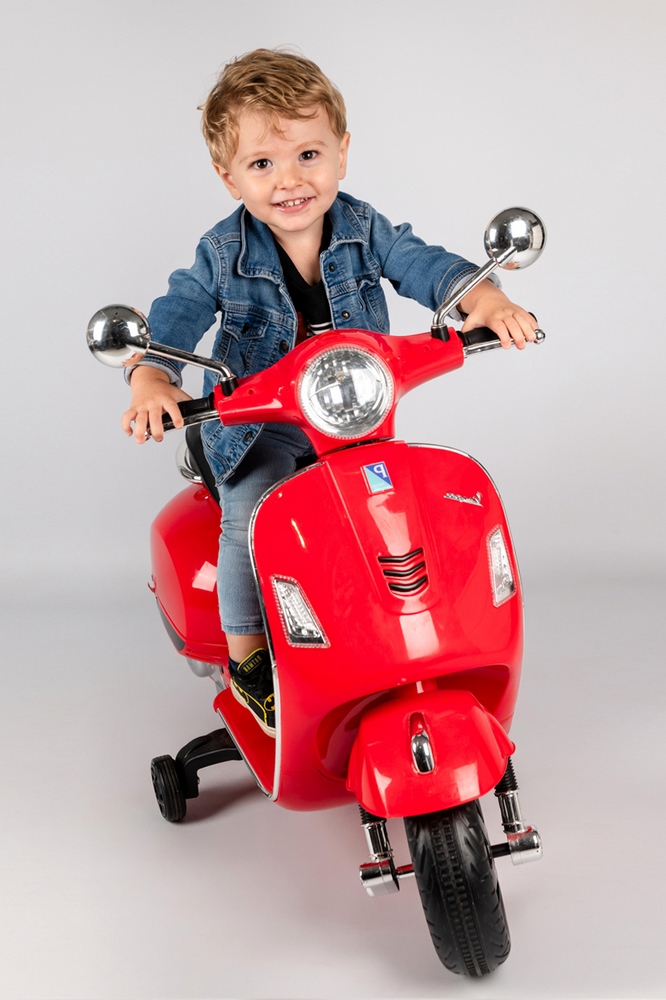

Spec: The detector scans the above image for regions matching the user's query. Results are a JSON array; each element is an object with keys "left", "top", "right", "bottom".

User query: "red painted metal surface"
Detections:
[
  {"left": 251, "top": 439, "right": 522, "bottom": 811},
  {"left": 213, "top": 328, "right": 465, "bottom": 458},
  {"left": 151, "top": 485, "right": 228, "bottom": 666},
  {"left": 149, "top": 327, "right": 524, "bottom": 815},
  {"left": 345, "top": 688, "right": 515, "bottom": 818}
]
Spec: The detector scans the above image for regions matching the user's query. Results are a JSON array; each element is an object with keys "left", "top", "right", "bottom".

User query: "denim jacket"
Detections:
[{"left": 141, "top": 191, "right": 479, "bottom": 485}]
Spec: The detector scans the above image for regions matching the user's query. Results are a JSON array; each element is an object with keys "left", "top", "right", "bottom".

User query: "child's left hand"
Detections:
[{"left": 460, "top": 280, "right": 538, "bottom": 350}]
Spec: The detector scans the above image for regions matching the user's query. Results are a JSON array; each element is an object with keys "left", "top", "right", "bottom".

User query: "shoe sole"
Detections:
[{"left": 230, "top": 678, "right": 276, "bottom": 738}]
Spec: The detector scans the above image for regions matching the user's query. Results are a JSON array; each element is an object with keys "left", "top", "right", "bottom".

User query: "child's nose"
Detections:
[{"left": 276, "top": 161, "right": 302, "bottom": 189}]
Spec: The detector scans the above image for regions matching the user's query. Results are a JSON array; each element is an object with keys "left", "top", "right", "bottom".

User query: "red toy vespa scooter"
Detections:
[{"left": 87, "top": 208, "right": 545, "bottom": 977}]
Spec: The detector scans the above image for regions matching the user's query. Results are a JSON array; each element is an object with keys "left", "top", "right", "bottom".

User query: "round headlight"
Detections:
[{"left": 298, "top": 347, "right": 394, "bottom": 439}]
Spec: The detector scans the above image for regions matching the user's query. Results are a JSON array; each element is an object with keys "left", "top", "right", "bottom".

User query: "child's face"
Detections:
[{"left": 214, "top": 107, "right": 350, "bottom": 245}]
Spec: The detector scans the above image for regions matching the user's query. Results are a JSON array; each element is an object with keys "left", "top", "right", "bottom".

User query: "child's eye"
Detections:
[
  {"left": 251, "top": 159, "right": 272, "bottom": 170},
  {"left": 300, "top": 150, "right": 318, "bottom": 161}
]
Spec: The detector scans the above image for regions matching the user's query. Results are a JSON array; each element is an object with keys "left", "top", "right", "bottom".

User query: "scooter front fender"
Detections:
[{"left": 346, "top": 688, "right": 515, "bottom": 818}]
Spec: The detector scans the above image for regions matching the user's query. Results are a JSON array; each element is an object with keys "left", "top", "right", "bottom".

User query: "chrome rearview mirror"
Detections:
[
  {"left": 432, "top": 208, "right": 546, "bottom": 332},
  {"left": 484, "top": 208, "right": 546, "bottom": 270},
  {"left": 86, "top": 304, "right": 151, "bottom": 368},
  {"left": 86, "top": 304, "right": 239, "bottom": 395}
]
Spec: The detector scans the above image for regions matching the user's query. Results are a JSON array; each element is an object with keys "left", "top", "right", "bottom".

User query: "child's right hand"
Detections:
[{"left": 121, "top": 365, "right": 193, "bottom": 443}]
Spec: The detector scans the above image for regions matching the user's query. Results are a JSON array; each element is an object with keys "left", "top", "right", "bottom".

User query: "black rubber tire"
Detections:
[
  {"left": 150, "top": 755, "right": 187, "bottom": 822},
  {"left": 404, "top": 800, "right": 510, "bottom": 976}
]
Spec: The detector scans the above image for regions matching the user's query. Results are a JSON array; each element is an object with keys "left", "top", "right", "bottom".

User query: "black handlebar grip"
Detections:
[
  {"left": 161, "top": 393, "right": 217, "bottom": 433},
  {"left": 457, "top": 327, "right": 501, "bottom": 350}
]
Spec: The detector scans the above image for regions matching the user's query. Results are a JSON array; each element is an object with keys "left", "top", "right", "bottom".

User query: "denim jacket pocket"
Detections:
[
  {"left": 222, "top": 306, "right": 272, "bottom": 341},
  {"left": 221, "top": 306, "right": 278, "bottom": 376},
  {"left": 356, "top": 277, "right": 390, "bottom": 333}
]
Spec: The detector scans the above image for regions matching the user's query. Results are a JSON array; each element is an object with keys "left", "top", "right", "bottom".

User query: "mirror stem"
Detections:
[
  {"left": 431, "top": 246, "right": 515, "bottom": 333},
  {"left": 144, "top": 341, "right": 238, "bottom": 396}
]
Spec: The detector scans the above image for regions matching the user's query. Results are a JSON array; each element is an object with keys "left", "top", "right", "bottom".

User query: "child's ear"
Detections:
[
  {"left": 212, "top": 161, "right": 241, "bottom": 200},
  {"left": 338, "top": 132, "right": 351, "bottom": 180}
]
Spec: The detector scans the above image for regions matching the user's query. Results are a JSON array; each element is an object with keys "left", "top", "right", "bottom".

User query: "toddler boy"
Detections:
[{"left": 122, "top": 48, "right": 538, "bottom": 736}]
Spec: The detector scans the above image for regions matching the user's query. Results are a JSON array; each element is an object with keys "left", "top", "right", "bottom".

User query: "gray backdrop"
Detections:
[
  {"left": 1, "top": 2, "right": 665, "bottom": 998},
  {"left": 2, "top": 0, "right": 664, "bottom": 585}
]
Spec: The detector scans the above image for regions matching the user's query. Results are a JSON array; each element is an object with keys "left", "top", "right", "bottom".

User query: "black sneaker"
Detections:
[{"left": 229, "top": 649, "right": 275, "bottom": 737}]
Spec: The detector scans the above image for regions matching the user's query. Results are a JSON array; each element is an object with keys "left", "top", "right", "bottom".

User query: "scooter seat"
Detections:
[{"left": 185, "top": 423, "right": 220, "bottom": 505}]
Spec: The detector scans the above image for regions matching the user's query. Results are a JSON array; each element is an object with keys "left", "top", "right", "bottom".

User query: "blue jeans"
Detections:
[{"left": 217, "top": 423, "right": 314, "bottom": 634}]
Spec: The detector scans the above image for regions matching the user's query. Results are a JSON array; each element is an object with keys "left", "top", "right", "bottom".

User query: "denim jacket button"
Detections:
[
  {"left": 243, "top": 431, "right": 253, "bottom": 443},
  {"left": 341, "top": 310, "right": 350, "bottom": 320},
  {"left": 328, "top": 262, "right": 335, "bottom": 272},
  {"left": 279, "top": 339, "right": 290, "bottom": 354}
]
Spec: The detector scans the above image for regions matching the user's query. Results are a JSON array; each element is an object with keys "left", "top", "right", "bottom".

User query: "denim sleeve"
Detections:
[
  {"left": 125, "top": 237, "right": 220, "bottom": 387},
  {"left": 367, "top": 207, "right": 486, "bottom": 315}
]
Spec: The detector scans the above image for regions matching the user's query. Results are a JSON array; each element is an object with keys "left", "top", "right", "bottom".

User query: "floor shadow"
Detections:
[{"left": 181, "top": 776, "right": 261, "bottom": 822}]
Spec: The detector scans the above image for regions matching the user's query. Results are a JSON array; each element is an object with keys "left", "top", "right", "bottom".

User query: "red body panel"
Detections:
[
  {"left": 250, "top": 440, "right": 522, "bottom": 811},
  {"left": 151, "top": 485, "right": 228, "bottom": 666},
  {"left": 346, "top": 689, "right": 515, "bottom": 817},
  {"left": 149, "top": 329, "right": 523, "bottom": 815},
  {"left": 213, "top": 328, "right": 465, "bottom": 458}
]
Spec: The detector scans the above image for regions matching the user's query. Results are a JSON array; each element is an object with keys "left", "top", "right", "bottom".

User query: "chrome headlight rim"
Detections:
[{"left": 297, "top": 345, "right": 395, "bottom": 440}]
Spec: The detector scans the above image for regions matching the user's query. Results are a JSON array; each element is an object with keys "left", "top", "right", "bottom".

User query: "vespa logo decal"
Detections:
[
  {"left": 363, "top": 462, "right": 393, "bottom": 493},
  {"left": 444, "top": 491, "right": 483, "bottom": 507}
]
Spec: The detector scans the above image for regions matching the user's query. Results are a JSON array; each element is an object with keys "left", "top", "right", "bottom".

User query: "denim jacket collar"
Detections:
[{"left": 237, "top": 193, "right": 367, "bottom": 281}]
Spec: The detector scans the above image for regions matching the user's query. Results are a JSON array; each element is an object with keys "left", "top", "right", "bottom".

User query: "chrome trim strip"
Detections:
[
  {"left": 248, "top": 461, "right": 325, "bottom": 802},
  {"left": 213, "top": 705, "right": 272, "bottom": 797}
]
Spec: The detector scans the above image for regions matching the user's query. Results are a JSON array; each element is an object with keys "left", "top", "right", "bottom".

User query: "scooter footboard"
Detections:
[{"left": 346, "top": 689, "right": 515, "bottom": 818}]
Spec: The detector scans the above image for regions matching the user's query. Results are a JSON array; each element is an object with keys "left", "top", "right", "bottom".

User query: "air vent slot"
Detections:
[{"left": 378, "top": 548, "right": 428, "bottom": 595}]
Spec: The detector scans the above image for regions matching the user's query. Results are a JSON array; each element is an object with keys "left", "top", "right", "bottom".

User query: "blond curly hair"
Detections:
[{"left": 200, "top": 48, "right": 347, "bottom": 167}]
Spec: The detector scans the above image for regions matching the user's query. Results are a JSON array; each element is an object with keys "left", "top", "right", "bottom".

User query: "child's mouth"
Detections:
[{"left": 273, "top": 196, "right": 314, "bottom": 210}]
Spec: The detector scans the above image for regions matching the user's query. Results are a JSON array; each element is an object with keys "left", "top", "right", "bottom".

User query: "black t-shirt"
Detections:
[{"left": 273, "top": 215, "right": 333, "bottom": 341}]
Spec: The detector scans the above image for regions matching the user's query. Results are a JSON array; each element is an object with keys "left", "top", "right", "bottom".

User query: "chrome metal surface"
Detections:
[
  {"left": 214, "top": 705, "right": 270, "bottom": 798},
  {"left": 298, "top": 346, "right": 394, "bottom": 439},
  {"left": 86, "top": 304, "right": 150, "bottom": 367},
  {"left": 362, "top": 816, "right": 393, "bottom": 861},
  {"left": 186, "top": 657, "right": 216, "bottom": 678},
  {"left": 359, "top": 859, "right": 415, "bottom": 896},
  {"left": 360, "top": 860, "right": 400, "bottom": 896},
  {"left": 86, "top": 303, "right": 238, "bottom": 387},
  {"left": 497, "top": 788, "right": 524, "bottom": 833},
  {"left": 145, "top": 339, "right": 238, "bottom": 385},
  {"left": 431, "top": 249, "right": 513, "bottom": 330},
  {"left": 534, "top": 328, "right": 546, "bottom": 343},
  {"left": 507, "top": 826, "right": 542, "bottom": 865},
  {"left": 176, "top": 441, "right": 203, "bottom": 484},
  {"left": 443, "top": 491, "right": 483, "bottom": 506},
  {"left": 462, "top": 337, "right": 504, "bottom": 357},
  {"left": 396, "top": 864, "right": 415, "bottom": 880},
  {"left": 247, "top": 464, "right": 324, "bottom": 803},
  {"left": 431, "top": 207, "right": 546, "bottom": 331},
  {"left": 360, "top": 816, "right": 402, "bottom": 896},
  {"left": 494, "top": 785, "right": 543, "bottom": 864},
  {"left": 411, "top": 732, "right": 435, "bottom": 773},
  {"left": 484, "top": 207, "right": 546, "bottom": 270}
]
